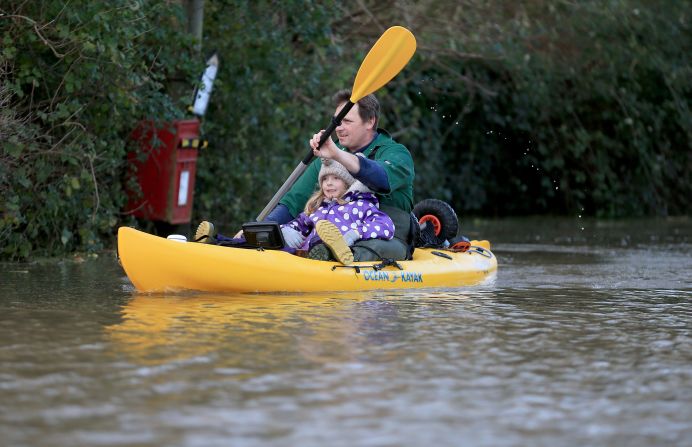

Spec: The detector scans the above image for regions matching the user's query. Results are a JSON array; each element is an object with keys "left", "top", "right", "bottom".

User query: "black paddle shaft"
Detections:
[{"left": 256, "top": 101, "right": 355, "bottom": 221}]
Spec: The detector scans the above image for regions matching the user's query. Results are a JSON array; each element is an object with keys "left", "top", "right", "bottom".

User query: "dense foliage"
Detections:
[
  {"left": 1, "top": 0, "right": 689, "bottom": 259},
  {"left": 194, "top": 0, "right": 338, "bottom": 224},
  {"left": 363, "top": 1, "right": 691, "bottom": 217},
  {"left": 1, "top": 1, "right": 197, "bottom": 258}
]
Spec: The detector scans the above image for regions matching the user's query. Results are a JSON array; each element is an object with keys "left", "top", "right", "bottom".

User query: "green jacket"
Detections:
[{"left": 280, "top": 129, "right": 415, "bottom": 217}]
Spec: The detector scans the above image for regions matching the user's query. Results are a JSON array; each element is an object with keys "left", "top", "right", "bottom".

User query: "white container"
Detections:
[
  {"left": 191, "top": 53, "right": 219, "bottom": 117},
  {"left": 167, "top": 234, "right": 188, "bottom": 243}
]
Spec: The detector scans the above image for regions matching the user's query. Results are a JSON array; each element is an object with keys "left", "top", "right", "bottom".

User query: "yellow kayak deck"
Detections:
[{"left": 117, "top": 226, "right": 497, "bottom": 293}]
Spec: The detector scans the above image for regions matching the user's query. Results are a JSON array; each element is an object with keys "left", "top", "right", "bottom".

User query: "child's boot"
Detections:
[
  {"left": 194, "top": 221, "right": 216, "bottom": 243},
  {"left": 315, "top": 220, "right": 354, "bottom": 265}
]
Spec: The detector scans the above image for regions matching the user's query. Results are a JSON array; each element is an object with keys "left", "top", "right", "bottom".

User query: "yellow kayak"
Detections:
[{"left": 117, "top": 226, "right": 497, "bottom": 293}]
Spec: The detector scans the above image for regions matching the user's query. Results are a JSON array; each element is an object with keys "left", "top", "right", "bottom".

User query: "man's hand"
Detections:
[
  {"left": 310, "top": 130, "right": 361, "bottom": 174},
  {"left": 310, "top": 130, "right": 340, "bottom": 159}
]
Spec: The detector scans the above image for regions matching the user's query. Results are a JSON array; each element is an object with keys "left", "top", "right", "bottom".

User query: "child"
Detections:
[{"left": 195, "top": 159, "right": 395, "bottom": 265}]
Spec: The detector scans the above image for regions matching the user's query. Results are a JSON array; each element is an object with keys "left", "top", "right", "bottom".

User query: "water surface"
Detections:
[{"left": 1, "top": 218, "right": 690, "bottom": 446}]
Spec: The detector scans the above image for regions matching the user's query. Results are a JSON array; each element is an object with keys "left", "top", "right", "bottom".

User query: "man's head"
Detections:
[{"left": 332, "top": 89, "right": 379, "bottom": 151}]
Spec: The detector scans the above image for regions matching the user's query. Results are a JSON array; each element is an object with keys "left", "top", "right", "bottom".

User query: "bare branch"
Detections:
[
  {"left": 87, "top": 154, "right": 100, "bottom": 220},
  {"left": 1, "top": 14, "right": 65, "bottom": 58}
]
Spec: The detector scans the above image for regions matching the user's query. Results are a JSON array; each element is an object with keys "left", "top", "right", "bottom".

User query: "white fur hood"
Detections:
[{"left": 345, "top": 180, "right": 372, "bottom": 196}]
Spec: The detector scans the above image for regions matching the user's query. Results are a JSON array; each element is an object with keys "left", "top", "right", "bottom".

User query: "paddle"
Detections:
[{"left": 256, "top": 25, "right": 416, "bottom": 221}]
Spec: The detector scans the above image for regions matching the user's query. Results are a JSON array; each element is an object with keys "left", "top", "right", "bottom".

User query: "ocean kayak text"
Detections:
[{"left": 363, "top": 270, "right": 423, "bottom": 283}]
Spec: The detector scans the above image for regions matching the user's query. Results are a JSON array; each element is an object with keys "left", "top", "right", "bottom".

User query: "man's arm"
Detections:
[
  {"left": 264, "top": 203, "right": 294, "bottom": 224},
  {"left": 354, "top": 157, "right": 390, "bottom": 193},
  {"left": 308, "top": 130, "right": 389, "bottom": 192},
  {"left": 310, "top": 130, "right": 415, "bottom": 195}
]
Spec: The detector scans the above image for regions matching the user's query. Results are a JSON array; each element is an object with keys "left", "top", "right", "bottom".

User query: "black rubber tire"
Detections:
[
  {"left": 409, "top": 212, "right": 420, "bottom": 252},
  {"left": 412, "top": 199, "right": 459, "bottom": 241}
]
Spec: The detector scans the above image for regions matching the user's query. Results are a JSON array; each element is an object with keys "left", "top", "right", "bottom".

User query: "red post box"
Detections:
[{"left": 125, "top": 119, "right": 201, "bottom": 224}]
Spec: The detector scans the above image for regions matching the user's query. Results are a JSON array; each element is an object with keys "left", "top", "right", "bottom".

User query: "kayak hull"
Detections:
[{"left": 117, "top": 227, "right": 497, "bottom": 293}]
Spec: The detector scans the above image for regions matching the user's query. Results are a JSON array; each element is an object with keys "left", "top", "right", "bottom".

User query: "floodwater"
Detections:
[{"left": 1, "top": 217, "right": 690, "bottom": 447}]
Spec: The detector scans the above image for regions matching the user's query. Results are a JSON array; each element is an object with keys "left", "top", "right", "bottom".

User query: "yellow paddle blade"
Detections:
[{"left": 350, "top": 26, "right": 417, "bottom": 102}]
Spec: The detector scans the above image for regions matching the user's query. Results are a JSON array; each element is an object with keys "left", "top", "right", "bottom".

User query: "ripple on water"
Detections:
[{"left": 1, "top": 220, "right": 691, "bottom": 446}]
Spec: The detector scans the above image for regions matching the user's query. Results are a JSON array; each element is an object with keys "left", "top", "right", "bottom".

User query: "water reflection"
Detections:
[
  {"left": 2, "top": 218, "right": 691, "bottom": 447},
  {"left": 106, "top": 292, "right": 430, "bottom": 367}
]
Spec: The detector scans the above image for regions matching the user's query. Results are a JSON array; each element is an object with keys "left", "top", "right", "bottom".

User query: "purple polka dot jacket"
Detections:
[{"left": 282, "top": 182, "right": 395, "bottom": 251}]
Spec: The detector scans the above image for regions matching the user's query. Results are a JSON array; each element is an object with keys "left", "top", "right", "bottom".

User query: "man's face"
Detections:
[{"left": 334, "top": 102, "right": 375, "bottom": 151}]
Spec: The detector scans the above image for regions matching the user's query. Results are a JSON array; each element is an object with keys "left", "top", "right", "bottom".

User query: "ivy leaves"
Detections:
[{"left": 1, "top": 1, "right": 196, "bottom": 259}]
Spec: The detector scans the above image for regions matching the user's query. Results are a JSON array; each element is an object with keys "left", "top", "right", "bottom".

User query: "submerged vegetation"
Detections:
[{"left": 1, "top": 0, "right": 690, "bottom": 259}]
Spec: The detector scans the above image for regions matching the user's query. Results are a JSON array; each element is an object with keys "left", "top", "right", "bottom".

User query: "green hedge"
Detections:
[
  {"left": 1, "top": 0, "right": 689, "bottom": 259},
  {"left": 193, "top": 1, "right": 338, "bottom": 224},
  {"left": 380, "top": 1, "right": 691, "bottom": 217},
  {"left": 1, "top": 1, "right": 197, "bottom": 259}
]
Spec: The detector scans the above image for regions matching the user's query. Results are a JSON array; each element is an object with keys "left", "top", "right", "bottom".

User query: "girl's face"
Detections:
[{"left": 321, "top": 174, "right": 348, "bottom": 199}]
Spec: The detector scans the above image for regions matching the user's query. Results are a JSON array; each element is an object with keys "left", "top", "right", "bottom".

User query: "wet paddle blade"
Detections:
[{"left": 350, "top": 26, "right": 417, "bottom": 102}]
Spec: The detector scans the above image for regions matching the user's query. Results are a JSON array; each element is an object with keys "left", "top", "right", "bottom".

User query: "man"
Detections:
[{"left": 266, "top": 89, "right": 415, "bottom": 261}]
